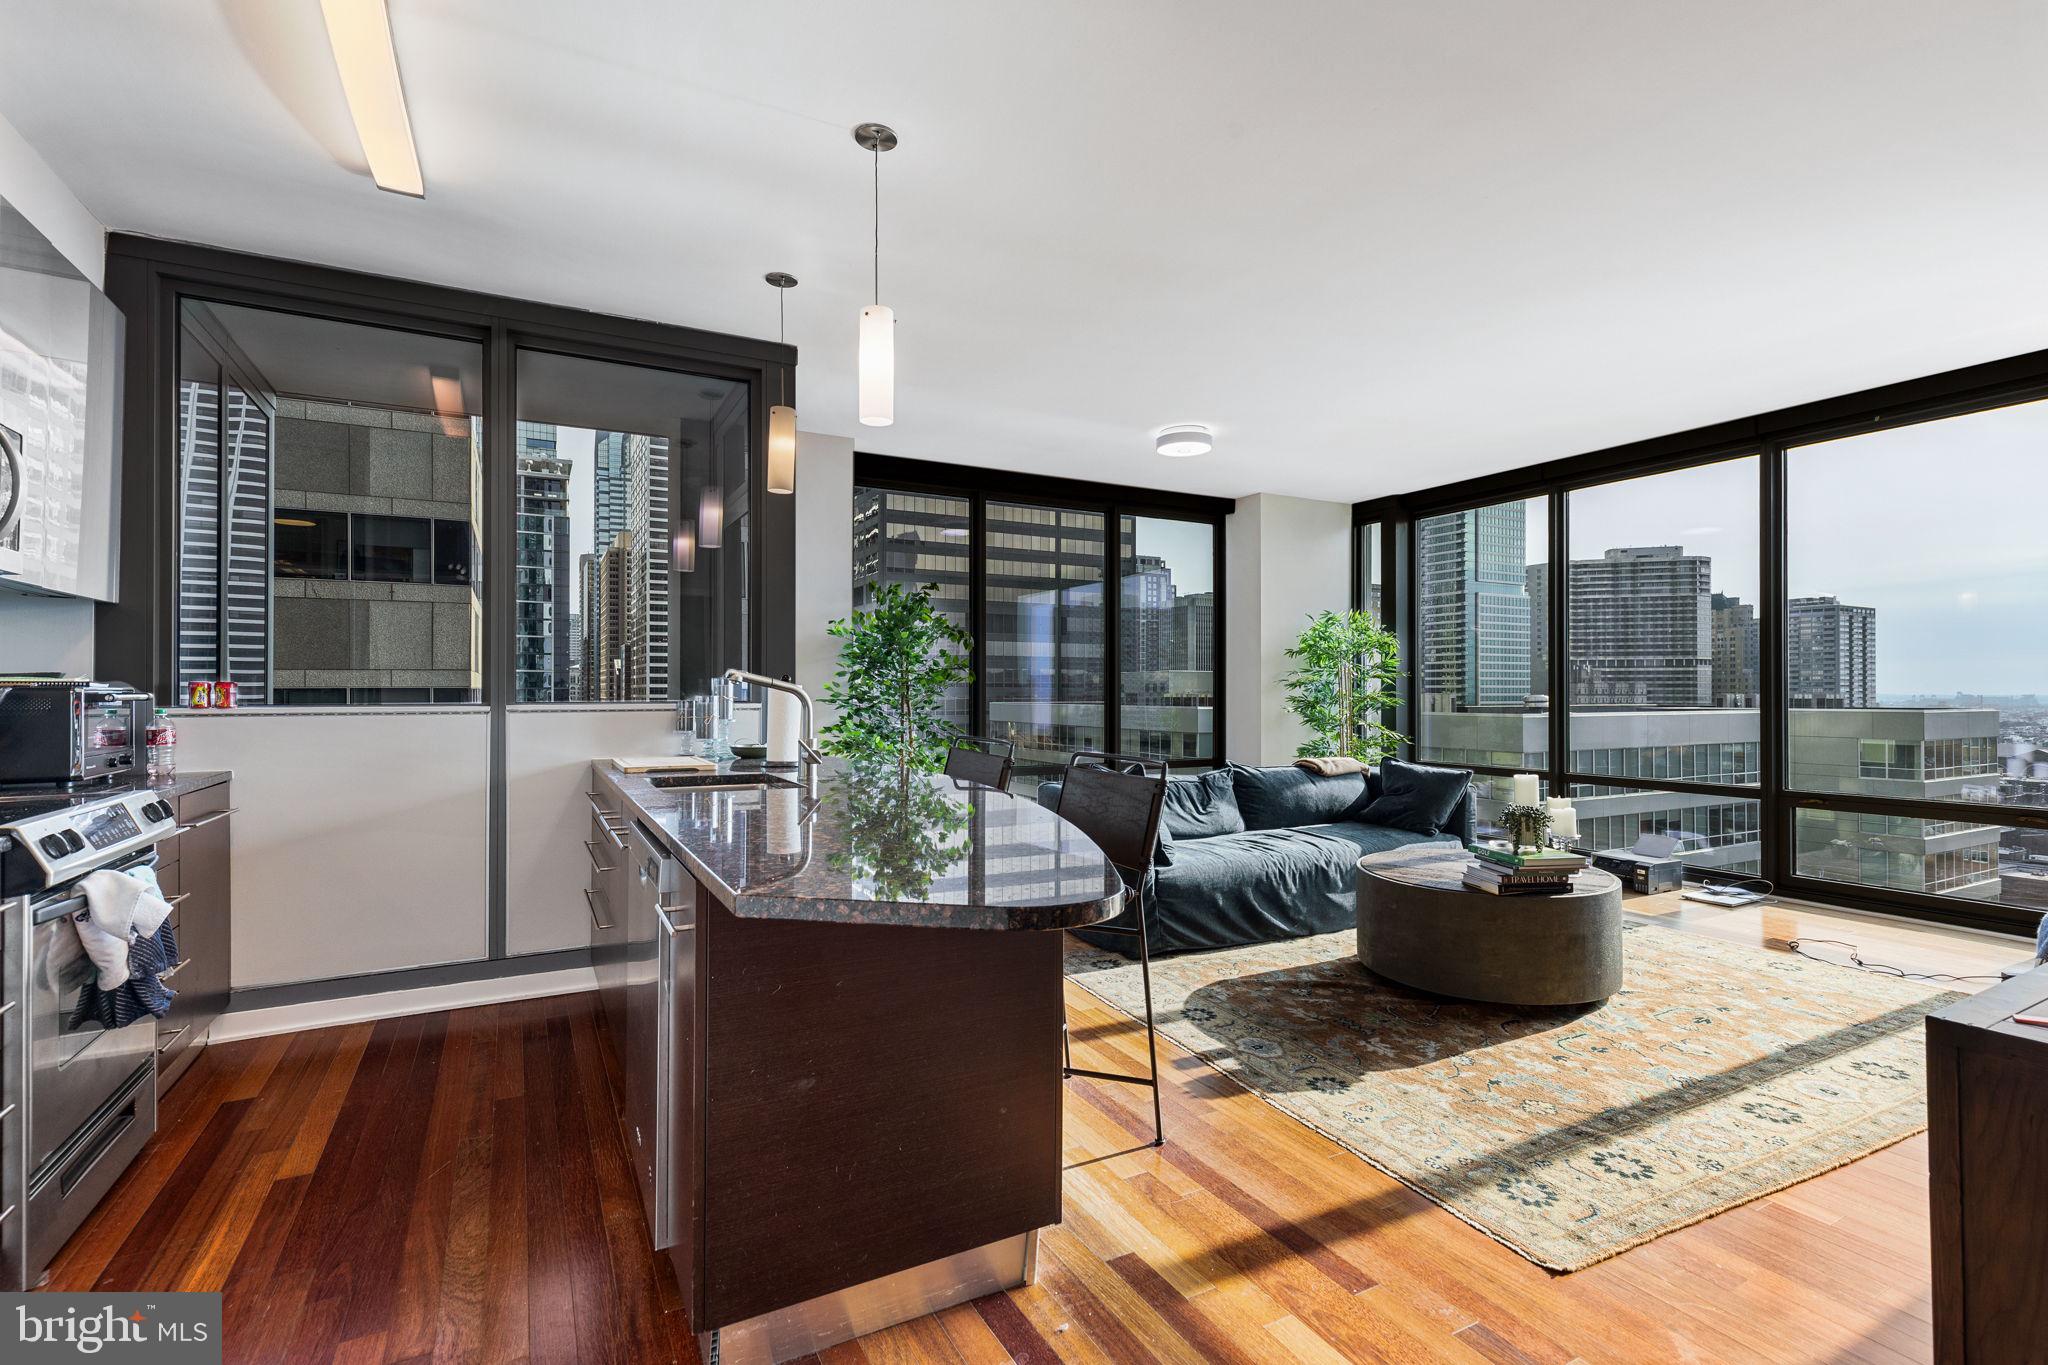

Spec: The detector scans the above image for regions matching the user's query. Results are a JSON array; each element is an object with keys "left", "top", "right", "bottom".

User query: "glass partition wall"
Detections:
[
  {"left": 853, "top": 457, "right": 1229, "bottom": 787},
  {"left": 1357, "top": 380, "right": 2048, "bottom": 934}
]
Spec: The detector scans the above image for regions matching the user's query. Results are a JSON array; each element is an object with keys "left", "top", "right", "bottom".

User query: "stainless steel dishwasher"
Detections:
[{"left": 623, "top": 819, "right": 697, "bottom": 1263}]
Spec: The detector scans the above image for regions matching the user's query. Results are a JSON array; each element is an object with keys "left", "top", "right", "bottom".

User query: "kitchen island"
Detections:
[{"left": 588, "top": 758, "right": 1123, "bottom": 1363}]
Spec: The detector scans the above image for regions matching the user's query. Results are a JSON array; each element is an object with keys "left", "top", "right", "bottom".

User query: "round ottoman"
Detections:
[{"left": 1356, "top": 846, "right": 1625, "bottom": 1006}]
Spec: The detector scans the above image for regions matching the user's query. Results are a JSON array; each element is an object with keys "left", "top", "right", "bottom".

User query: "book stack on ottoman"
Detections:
[{"left": 1463, "top": 844, "right": 1587, "bottom": 895}]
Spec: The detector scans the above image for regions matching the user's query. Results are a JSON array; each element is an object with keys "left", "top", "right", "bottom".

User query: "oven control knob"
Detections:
[
  {"left": 62, "top": 829, "right": 87, "bottom": 853},
  {"left": 142, "top": 801, "right": 172, "bottom": 823}
]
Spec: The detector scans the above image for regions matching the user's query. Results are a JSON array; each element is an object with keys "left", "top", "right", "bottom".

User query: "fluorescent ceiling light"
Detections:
[{"left": 321, "top": 0, "right": 424, "bottom": 197}]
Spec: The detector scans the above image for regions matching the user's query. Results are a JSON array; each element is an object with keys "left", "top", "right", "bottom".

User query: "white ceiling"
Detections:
[{"left": 4, "top": 0, "right": 2046, "bottom": 502}]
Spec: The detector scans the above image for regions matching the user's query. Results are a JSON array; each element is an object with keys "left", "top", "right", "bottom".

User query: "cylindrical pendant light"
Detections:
[
  {"left": 697, "top": 484, "right": 723, "bottom": 549},
  {"left": 765, "top": 271, "right": 799, "bottom": 494},
  {"left": 675, "top": 520, "right": 697, "bottom": 574},
  {"left": 853, "top": 122, "right": 898, "bottom": 427}
]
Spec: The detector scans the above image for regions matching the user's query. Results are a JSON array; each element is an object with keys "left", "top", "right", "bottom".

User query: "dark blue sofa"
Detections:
[{"left": 1040, "top": 762, "right": 1474, "bottom": 958}]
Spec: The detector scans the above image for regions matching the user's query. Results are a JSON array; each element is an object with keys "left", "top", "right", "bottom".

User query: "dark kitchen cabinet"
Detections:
[
  {"left": 1927, "top": 964, "right": 2048, "bottom": 1363},
  {"left": 157, "top": 780, "right": 231, "bottom": 1096}
]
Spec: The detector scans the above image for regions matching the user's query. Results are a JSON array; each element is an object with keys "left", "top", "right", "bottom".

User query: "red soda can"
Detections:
[
  {"left": 217, "top": 680, "right": 240, "bottom": 709},
  {"left": 188, "top": 681, "right": 212, "bottom": 709}
]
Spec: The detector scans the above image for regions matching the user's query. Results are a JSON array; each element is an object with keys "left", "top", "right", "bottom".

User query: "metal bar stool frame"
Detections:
[{"left": 1055, "top": 749, "right": 1169, "bottom": 1147}]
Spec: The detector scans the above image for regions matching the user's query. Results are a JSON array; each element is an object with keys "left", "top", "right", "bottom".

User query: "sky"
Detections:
[
  {"left": 1502, "top": 396, "right": 2048, "bottom": 696},
  {"left": 1131, "top": 515, "right": 1214, "bottom": 596}
]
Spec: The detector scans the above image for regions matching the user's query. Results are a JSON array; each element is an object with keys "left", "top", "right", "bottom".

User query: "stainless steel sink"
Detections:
[{"left": 647, "top": 771, "right": 804, "bottom": 791}]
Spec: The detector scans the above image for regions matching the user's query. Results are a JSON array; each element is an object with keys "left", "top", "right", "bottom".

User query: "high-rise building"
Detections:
[
  {"left": 582, "top": 533, "right": 632, "bottom": 700},
  {"left": 1567, "top": 546, "right": 1712, "bottom": 707},
  {"left": 624, "top": 433, "right": 671, "bottom": 699},
  {"left": 1711, "top": 593, "right": 1760, "bottom": 707},
  {"left": 1789, "top": 596, "right": 1877, "bottom": 707},
  {"left": 1174, "top": 592, "right": 1215, "bottom": 672},
  {"left": 589, "top": 430, "right": 630, "bottom": 549},
  {"left": 1121, "top": 552, "right": 1177, "bottom": 684},
  {"left": 514, "top": 422, "right": 572, "bottom": 702},
  {"left": 1419, "top": 504, "right": 1531, "bottom": 709}
]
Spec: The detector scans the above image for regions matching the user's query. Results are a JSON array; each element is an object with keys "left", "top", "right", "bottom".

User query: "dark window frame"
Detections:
[
  {"left": 1353, "top": 347, "right": 2048, "bottom": 936},
  {"left": 100, "top": 234, "right": 797, "bottom": 707},
  {"left": 853, "top": 452, "right": 1233, "bottom": 771}
]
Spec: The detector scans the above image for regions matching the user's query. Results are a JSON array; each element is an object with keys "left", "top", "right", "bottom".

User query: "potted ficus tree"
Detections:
[
  {"left": 1281, "top": 610, "right": 1404, "bottom": 761},
  {"left": 820, "top": 583, "right": 975, "bottom": 784}
]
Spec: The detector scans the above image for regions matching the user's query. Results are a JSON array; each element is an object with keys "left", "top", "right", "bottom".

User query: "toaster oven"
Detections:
[{"left": 0, "top": 681, "right": 153, "bottom": 784}]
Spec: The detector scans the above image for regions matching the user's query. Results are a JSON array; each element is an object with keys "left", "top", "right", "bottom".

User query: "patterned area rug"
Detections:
[{"left": 1065, "top": 921, "right": 1960, "bottom": 1271}]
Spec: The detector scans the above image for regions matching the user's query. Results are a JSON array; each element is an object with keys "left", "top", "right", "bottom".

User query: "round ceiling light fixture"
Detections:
[{"left": 1155, "top": 424, "right": 1214, "bottom": 458}]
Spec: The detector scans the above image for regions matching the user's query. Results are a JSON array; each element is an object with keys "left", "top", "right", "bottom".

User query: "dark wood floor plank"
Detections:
[{"left": 47, "top": 889, "right": 2002, "bottom": 1365}]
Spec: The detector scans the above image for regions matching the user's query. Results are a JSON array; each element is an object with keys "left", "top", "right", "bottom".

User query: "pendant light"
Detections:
[
  {"left": 765, "top": 271, "right": 799, "bottom": 494},
  {"left": 853, "top": 122, "right": 898, "bottom": 427},
  {"left": 675, "top": 519, "right": 698, "bottom": 574},
  {"left": 697, "top": 484, "right": 724, "bottom": 549}
]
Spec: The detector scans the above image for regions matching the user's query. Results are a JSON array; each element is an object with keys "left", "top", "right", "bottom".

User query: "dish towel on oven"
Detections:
[{"left": 67, "top": 865, "right": 179, "bottom": 1029}]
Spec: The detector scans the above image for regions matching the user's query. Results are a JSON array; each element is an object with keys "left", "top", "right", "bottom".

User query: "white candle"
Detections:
[
  {"left": 1551, "top": 803, "right": 1578, "bottom": 840},
  {"left": 1511, "top": 772, "right": 1540, "bottom": 807}
]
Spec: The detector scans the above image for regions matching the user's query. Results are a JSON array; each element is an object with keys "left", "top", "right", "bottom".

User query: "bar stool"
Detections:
[
  {"left": 1055, "top": 750, "right": 1168, "bottom": 1146},
  {"left": 943, "top": 735, "right": 1016, "bottom": 791}
]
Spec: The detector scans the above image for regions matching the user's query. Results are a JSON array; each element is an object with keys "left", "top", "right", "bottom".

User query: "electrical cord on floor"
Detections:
[{"left": 1784, "top": 937, "right": 2006, "bottom": 984}]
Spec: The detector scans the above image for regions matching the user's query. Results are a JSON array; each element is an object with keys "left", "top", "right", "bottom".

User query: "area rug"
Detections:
[{"left": 1064, "top": 921, "right": 1961, "bottom": 1271}]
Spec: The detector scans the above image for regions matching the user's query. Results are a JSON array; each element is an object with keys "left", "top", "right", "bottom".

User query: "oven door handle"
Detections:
[{"left": 28, "top": 850, "right": 163, "bottom": 925}]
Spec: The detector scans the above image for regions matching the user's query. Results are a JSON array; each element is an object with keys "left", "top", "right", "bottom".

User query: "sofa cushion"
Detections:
[
  {"left": 1228, "top": 763, "right": 1371, "bottom": 831},
  {"left": 1357, "top": 759, "right": 1472, "bottom": 837},
  {"left": 1161, "top": 769, "right": 1243, "bottom": 840}
]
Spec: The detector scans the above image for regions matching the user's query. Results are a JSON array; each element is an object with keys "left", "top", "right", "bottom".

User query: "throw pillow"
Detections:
[
  {"left": 1358, "top": 759, "right": 1470, "bottom": 836},
  {"left": 1228, "top": 763, "right": 1370, "bottom": 830},
  {"left": 1161, "top": 769, "right": 1244, "bottom": 840}
]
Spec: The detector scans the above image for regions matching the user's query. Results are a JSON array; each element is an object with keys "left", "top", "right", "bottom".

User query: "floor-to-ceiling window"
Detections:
[
  {"left": 1414, "top": 495, "right": 1548, "bottom": 771},
  {"left": 1563, "top": 457, "right": 1763, "bottom": 875},
  {"left": 984, "top": 501, "right": 1108, "bottom": 776},
  {"left": 852, "top": 457, "right": 1230, "bottom": 786},
  {"left": 1785, "top": 397, "right": 2048, "bottom": 914},
  {"left": 852, "top": 488, "right": 972, "bottom": 731},
  {"left": 1119, "top": 514, "right": 1218, "bottom": 766},
  {"left": 1355, "top": 363, "right": 2048, "bottom": 932}
]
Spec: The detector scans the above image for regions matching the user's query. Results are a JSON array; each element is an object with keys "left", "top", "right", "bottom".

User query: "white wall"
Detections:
[
  {"left": 0, "top": 112, "right": 106, "bottom": 672},
  {"left": 174, "top": 710, "right": 493, "bottom": 988},
  {"left": 792, "top": 430, "right": 855, "bottom": 727},
  {"left": 1225, "top": 493, "right": 1354, "bottom": 765}
]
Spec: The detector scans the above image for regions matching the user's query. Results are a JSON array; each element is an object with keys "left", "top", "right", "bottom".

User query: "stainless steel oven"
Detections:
[{"left": 1, "top": 790, "right": 177, "bottom": 1290}]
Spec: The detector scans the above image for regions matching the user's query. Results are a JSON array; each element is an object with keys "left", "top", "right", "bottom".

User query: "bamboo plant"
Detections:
[{"left": 1280, "top": 610, "right": 1404, "bottom": 761}]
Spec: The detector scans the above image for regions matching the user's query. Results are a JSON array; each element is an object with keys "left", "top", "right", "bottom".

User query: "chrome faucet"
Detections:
[{"left": 722, "top": 669, "right": 822, "bottom": 769}]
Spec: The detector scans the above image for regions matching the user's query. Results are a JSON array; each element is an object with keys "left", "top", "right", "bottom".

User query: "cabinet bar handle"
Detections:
[
  {"left": 159, "top": 958, "right": 191, "bottom": 983},
  {"left": 583, "top": 887, "right": 615, "bottom": 931},
  {"left": 156, "top": 1027, "right": 188, "bottom": 1054},
  {"left": 164, "top": 893, "right": 191, "bottom": 906},
  {"left": 177, "top": 807, "right": 237, "bottom": 832},
  {"left": 583, "top": 840, "right": 613, "bottom": 873}
]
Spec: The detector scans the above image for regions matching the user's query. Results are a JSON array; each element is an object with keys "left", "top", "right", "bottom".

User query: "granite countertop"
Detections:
[
  {"left": 601, "top": 758, "right": 1126, "bottom": 932},
  {"left": 144, "top": 770, "right": 231, "bottom": 799}
]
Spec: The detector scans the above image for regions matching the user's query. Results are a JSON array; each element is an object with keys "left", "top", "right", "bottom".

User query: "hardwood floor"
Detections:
[{"left": 47, "top": 893, "right": 2027, "bottom": 1364}]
